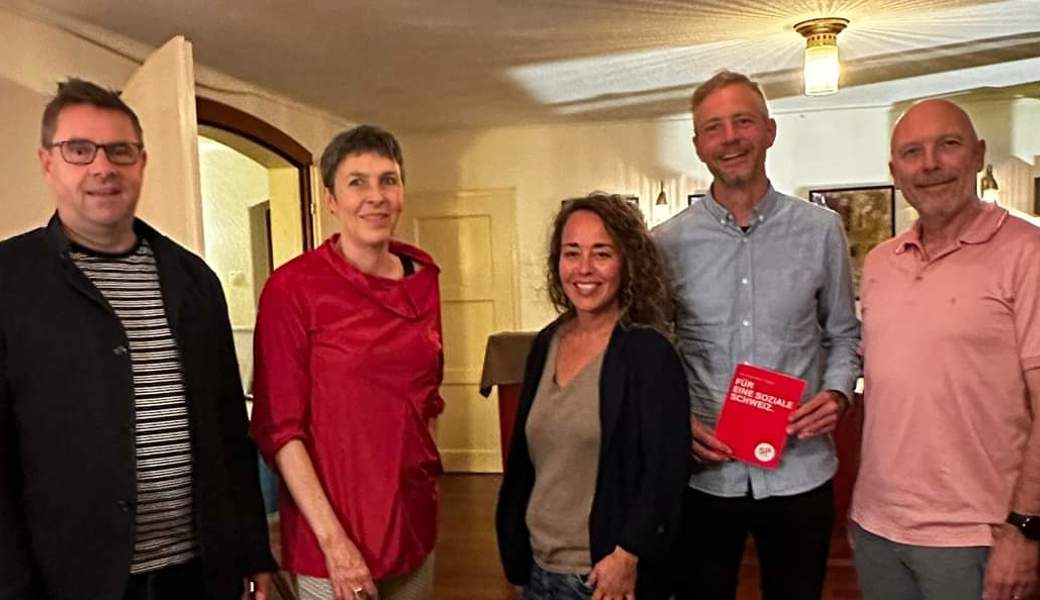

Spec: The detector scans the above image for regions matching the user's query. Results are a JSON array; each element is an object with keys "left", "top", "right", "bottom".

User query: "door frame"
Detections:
[{"left": 195, "top": 97, "right": 315, "bottom": 250}]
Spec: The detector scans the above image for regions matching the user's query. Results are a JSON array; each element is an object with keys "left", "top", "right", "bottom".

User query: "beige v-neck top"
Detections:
[{"left": 524, "top": 331, "right": 605, "bottom": 574}]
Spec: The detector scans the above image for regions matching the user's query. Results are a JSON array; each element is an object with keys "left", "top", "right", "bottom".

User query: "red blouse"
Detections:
[{"left": 251, "top": 236, "right": 444, "bottom": 580}]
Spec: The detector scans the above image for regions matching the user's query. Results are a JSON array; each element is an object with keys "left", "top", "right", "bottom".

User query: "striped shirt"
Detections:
[{"left": 71, "top": 239, "right": 198, "bottom": 573}]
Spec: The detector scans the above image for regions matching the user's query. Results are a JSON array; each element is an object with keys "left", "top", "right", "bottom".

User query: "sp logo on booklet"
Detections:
[{"left": 754, "top": 442, "right": 776, "bottom": 463}]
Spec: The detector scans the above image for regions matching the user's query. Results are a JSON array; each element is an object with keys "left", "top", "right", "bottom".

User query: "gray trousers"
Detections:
[{"left": 853, "top": 522, "right": 989, "bottom": 600}]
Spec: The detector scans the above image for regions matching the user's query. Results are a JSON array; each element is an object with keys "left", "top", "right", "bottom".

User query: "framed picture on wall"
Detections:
[{"left": 808, "top": 184, "right": 896, "bottom": 294}]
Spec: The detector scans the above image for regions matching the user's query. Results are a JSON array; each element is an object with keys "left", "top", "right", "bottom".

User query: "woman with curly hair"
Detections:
[{"left": 496, "top": 193, "right": 692, "bottom": 600}]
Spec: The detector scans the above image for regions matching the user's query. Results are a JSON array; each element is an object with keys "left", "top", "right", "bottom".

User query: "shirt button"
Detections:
[
  {"left": 741, "top": 277, "right": 749, "bottom": 285},
  {"left": 742, "top": 320, "right": 751, "bottom": 327},
  {"left": 112, "top": 345, "right": 128, "bottom": 356},
  {"left": 117, "top": 500, "right": 132, "bottom": 513},
  {"left": 741, "top": 238, "right": 748, "bottom": 244},
  {"left": 720, "top": 219, "right": 726, "bottom": 226}
]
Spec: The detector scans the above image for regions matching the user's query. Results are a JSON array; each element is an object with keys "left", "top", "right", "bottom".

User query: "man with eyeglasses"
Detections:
[{"left": 0, "top": 78, "right": 276, "bottom": 599}]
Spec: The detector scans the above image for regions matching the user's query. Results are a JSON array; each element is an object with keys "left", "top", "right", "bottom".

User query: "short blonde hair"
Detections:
[{"left": 690, "top": 70, "right": 770, "bottom": 119}]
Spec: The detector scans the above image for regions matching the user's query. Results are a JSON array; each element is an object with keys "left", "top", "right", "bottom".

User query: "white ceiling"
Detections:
[{"left": 10, "top": 0, "right": 1040, "bottom": 131}]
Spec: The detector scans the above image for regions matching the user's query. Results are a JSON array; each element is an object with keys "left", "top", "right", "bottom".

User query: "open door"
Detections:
[{"left": 121, "top": 36, "right": 204, "bottom": 253}]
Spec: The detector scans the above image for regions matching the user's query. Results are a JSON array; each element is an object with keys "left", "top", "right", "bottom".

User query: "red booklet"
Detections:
[{"left": 714, "top": 363, "right": 806, "bottom": 470}]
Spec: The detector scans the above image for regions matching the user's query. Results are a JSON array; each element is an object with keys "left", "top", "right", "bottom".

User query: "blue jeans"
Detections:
[{"left": 523, "top": 563, "right": 593, "bottom": 600}]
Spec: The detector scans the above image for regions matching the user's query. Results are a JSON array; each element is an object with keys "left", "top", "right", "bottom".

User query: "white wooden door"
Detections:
[
  {"left": 398, "top": 189, "right": 518, "bottom": 472},
  {"left": 121, "top": 36, "right": 204, "bottom": 253}
]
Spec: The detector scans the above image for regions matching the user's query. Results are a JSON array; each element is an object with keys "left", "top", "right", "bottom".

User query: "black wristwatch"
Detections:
[{"left": 1006, "top": 512, "right": 1040, "bottom": 541}]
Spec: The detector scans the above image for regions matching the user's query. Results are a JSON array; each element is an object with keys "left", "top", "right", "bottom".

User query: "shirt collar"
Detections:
[
  {"left": 701, "top": 183, "right": 781, "bottom": 229},
  {"left": 894, "top": 202, "right": 1008, "bottom": 255},
  {"left": 322, "top": 234, "right": 439, "bottom": 272}
]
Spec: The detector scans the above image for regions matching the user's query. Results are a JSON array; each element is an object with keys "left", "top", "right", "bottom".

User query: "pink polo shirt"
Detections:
[{"left": 851, "top": 204, "right": 1040, "bottom": 547}]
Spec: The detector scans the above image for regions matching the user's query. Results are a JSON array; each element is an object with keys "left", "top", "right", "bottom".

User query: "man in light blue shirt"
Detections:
[{"left": 655, "top": 70, "right": 860, "bottom": 600}]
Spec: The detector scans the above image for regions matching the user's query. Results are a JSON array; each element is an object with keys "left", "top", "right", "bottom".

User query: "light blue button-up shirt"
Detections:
[{"left": 654, "top": 186, "right": 861, "bottom": 499}]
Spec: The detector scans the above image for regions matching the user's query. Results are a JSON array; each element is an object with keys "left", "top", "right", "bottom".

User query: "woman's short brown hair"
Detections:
[{"left": 320, "top": 124, "right": 404, "bottom": 191}]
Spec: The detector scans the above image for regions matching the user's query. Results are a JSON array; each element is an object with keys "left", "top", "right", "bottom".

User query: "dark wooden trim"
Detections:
[
  {"left": 299, "top": 168, "right": 315, "bottom": 249},
  {"left": 196, "top": 97, "right": 311, "bottom": 166},
  {"left": 196, "top": 96, "right": 315, "bottom": 249},
  {"left": 1034, "top": 176, "right": 1039, "bottom": 215}
]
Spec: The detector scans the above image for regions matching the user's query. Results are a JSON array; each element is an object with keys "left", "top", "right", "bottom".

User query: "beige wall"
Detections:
[
  {"left": 198, "top": 138, "right": 270, "bottom": 391},
  {"left": 268, "top": 167, "right": 304, "bottom": 267},
  {"left": 978, "top": 97, "right": 1040, "bottom": 214},
  {"left": 198, "top": 137, "right": 269, "bottom": 328},
  {"left": 0, "top": 77, "right": 51, "bottom": 238}
]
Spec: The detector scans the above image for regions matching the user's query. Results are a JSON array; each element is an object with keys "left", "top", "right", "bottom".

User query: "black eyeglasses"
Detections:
[{"left": 46, "top": 139, "right": 144, "bottom": 166}]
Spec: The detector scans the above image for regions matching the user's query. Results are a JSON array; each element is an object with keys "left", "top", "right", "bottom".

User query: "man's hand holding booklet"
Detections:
[{"left": 714, "top": 363, "right": 807, "bottom": 469}]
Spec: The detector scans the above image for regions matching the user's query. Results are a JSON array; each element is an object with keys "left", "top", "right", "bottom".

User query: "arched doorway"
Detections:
[
  {"left": 193, "top": 97, "right": 316, "bottom": 399},
  {"left": 196, "top": 96, "right": 315, "bottom": 249}
]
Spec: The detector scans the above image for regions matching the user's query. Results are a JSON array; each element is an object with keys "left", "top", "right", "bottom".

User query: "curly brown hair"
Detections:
[{"left": 546, "top": 193, "right": 673, "bottom": 332}]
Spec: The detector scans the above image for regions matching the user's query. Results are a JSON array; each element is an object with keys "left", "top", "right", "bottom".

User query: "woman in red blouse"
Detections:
[{"left": 251, "top": 125, "right": 444, "bottom": 600}]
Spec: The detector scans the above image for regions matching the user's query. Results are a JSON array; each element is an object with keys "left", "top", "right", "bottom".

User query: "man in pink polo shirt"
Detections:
[{"left": 851, "top": 99, "right": 1040, "bottom": 600}]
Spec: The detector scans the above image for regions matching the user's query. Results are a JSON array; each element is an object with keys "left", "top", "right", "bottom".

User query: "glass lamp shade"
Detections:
[{"left": 804, "top": 44, "right": 840, "bottom": 95}]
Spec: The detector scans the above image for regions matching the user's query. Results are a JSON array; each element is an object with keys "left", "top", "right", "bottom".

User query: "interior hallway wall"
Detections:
[
  {"left": 198, "top": 137, "right": 269, "bottom": 329},
  {"left": 0, "top": 76, "right": 50, "bottom": 236},
  {"left": 198, "top": 138, "right": 270, "bottom": 390},
  {"left": 268, "top": 167, "right": 304, "bottom": 267}
]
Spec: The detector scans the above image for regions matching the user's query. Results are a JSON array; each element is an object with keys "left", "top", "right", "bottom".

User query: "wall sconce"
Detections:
[
  {"left": 794, "top": 17, "right": 849, "bottom": 96},
  {"left": 655, "top": 180, "right": 668, "bottom": 206},
  {"left": 980, "top": 164, "right": 1000, "bottom": 203}
]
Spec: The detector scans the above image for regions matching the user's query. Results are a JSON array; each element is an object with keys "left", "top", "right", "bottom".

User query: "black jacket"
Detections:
[
  {"left": 496, "top": 320, "right": 692, "bottom": 599},
  {"left": 0, "top": 217, "right": 276, "bottom": 600}
]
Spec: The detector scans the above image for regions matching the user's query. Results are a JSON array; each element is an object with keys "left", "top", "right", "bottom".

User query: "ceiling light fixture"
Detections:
[
  {"left": 980, "top": 164, "right": 1000, "bottom": 203},
  {"left": 794, "top": 17, "right": 849, "bottom": 96}
]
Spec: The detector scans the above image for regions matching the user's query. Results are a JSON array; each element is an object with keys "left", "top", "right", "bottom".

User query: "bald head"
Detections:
[
  {"left": 889, "top": 98, "right": 986, "bottom": 223},
  {"left": 891, "top": 99, "right": 980, "bottom": 156}
]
